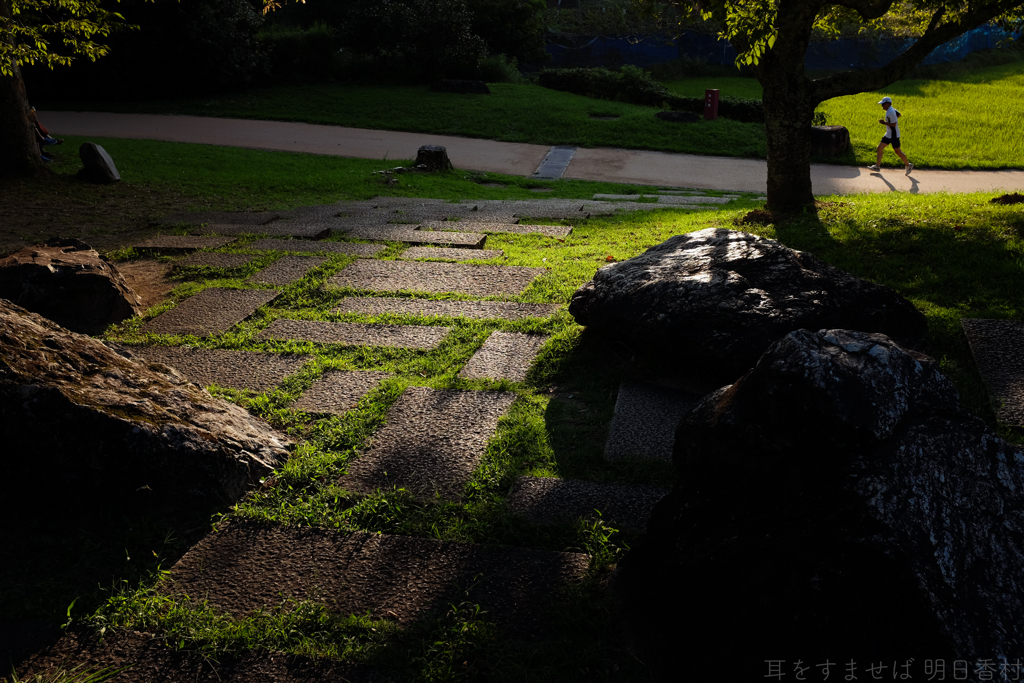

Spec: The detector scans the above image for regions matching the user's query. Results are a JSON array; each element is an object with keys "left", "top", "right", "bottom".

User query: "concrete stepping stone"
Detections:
[
  {"left": 343, "top": 226, "right": 486, "bottom": 248},
  {"left": 291, "top": 370, "right": 391, "bottom": 415},
  {"left": 133, "top": 235, "right": 236, "bottom": 253},
  {"left": 142, "top": 288, "right": 279, "bottom": 337},
  {"left": 326, "top": 260, "right": 546, "bottom": 297},
  {"left": 604, "top": 379, "right": 701, "bottom": 461},
  {"left": 166, "top": 520, "right": 588, "bottom": 631},
  {"left": 656, "top": 195, "right": 731, "bottom": 205},
  {"left": 506, "top": 477, "right": 669, "bottom": 533},
  {"left": 174, "top": 253, "right": 258, "bottom": 269},
  {"left": 400, "top": 247, "right": 504, "bottom": 261},
  {"left": 422, "top": 220, "right": 572, "bottom": 238},
  {"left": 340, "top": 386, "right": 516, "bottom": 500},
  {"left": 131, "top": 346, "right": 309, "bottom": 392},
  {"left": 962, "top": 318, "right": 1024, "bottom": 426},
  {"left": 246, "top": 255, "right": 329, "bottom": 286},
  {"left": 154, "top": 211, "right": 282, "bottom": 226},
  {"left": 459, "top": 331, "right": 549, "bottom": 382},
  {"left": 197, "top": 223, "right": 331, "bottom": 239},
  {"left": 245, "top": 238, "right": 385, "bottom": 257},
  {"left": 592, "top": 194, "right": 643, "bottom": 200},
  {"left": 258, "top": 319, "right": 449, "bottom": 350},
  {"left": 333, "top": 297, "right": 560, "bottom": 321}
]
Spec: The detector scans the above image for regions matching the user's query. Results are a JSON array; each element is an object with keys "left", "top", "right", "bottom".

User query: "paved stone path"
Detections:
[
  {"left": 459, "top": 332, "right": 549, "bottom": 382},
  {"left": 143, "top": 288, "right": 279, "bottom": 337},
  {"left": 333, "top": 297, "right": 560, "bottom": 320},
  {"left": 962, "top": 319, "right": 1024, "bottom": 427},
  {"left": 133, "top": 235, "right": 236, "bottom": 252},
  {"left": 339, "top": 387, "right": 517, "bottom": 500},
  {"left": 199, "top": 223, "right": 331, "bottom": 239},
  {"left": 246, "top": 255, "right": 328, "bottom": 286},
  {"left": 258, "top": 319, "right": 450, "bottom": 350},
  {"left": 506, "top": 477, "right": 669, "bottom": 533},
  {"left": 326, "top": 260, "right": 547, "bottom": 297},
  {"left": 291, "top": 370, "right": 391, "bottom": 415},
  {"left": 166, "top": 520, "right": 589, "bottom": 630},
  {"left": 604, "top": 379, "right": 700, "bottom": 461},
  {"left": 342, "top": 226, "right": 487, "bottom": 248},
  {"left": 244, "top": 238, "right": 385, "bottom": 257},
  {"left": 400, "top": 246, "right": 504, "bottom": 260},
  {"left": 132, "top": 347, "right": 309, "bottom": 392},
  {"left": 175, "top": 253, "right": 257, "bottom": 269}
]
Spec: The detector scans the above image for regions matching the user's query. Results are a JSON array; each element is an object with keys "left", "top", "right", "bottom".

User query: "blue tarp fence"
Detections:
[{"left": 544, "top": 24, "right": 1019, "bottom": 70}]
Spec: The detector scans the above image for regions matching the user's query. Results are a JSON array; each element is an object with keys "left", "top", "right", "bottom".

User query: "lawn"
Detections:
[
  {"left": 39, "top": 59, "right": 1024, "bottom": 170},
  {"left": 5, "top": 139, "right": 1024, "bottom": 681}
]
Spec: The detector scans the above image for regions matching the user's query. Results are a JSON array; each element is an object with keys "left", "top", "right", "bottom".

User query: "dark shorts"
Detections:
[{"left": 881, "top": 135, "right": 901, "bottom": 148}]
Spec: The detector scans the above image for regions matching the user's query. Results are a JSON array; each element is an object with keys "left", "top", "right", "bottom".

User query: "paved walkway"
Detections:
[{"left": 41, "top": 111, "right": 1024, "bottom": 196}]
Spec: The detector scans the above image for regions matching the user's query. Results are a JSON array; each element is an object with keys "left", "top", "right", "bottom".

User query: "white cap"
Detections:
[{"left": 878, "top": 96, "right": 892, "bottom": 104}]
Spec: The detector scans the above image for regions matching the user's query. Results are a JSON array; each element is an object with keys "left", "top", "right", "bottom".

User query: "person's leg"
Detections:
[
  {"left": 890, "top": 138, "right": 911, "bottom": 173},
  {"left": 869, "top": 140, "right": 887, "bottom": 170}
]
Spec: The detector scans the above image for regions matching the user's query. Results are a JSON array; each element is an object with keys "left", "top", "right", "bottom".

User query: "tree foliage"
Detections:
[{"left": 1, "top": 0, "right": 132, "bottom": 77}]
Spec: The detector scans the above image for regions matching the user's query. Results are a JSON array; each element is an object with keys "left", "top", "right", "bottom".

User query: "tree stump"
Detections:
[{"left": 415, "top": 145, "right": 454, "bottom": 171}]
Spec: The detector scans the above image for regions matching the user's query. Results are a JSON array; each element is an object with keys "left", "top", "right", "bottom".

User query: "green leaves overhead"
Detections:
[{"left": 1, "top": 0, "right": 137, "bottom": 76}]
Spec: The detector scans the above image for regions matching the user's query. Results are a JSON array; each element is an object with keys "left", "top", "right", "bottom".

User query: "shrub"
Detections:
[
  {"left": 338, "top": 0, "right": 487, "bottom": 81},
  {"left": 466, "top": 0, "right": 547, "bottom": 65},
  {"left": 478, "top": 54, "right": 527, "bottom": 83},
  {"left": 537, "top": 65, "right": 672, "bottom": 106},
  {"left": 260, "top": 22, "right": 339, "bottom": 81}
]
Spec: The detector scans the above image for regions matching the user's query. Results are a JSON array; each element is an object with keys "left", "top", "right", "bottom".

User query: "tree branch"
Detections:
[
  {"left": 813, "top": 0, "right": 1024, "bottom": 101},
  {"left": 833, "top": 0, "right": 896, "bottom": 21}
]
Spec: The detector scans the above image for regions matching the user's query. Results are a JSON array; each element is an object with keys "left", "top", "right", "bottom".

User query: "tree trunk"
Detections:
[
  {"left": 0, "top": 0, "right": 45, "bottom": 178},
  {"left": 757, "top": 1, "right": 820, "bottom": 214}
]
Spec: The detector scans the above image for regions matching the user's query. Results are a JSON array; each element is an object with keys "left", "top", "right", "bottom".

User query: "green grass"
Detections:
[
  {"left": 41, "top": 58, "right": 1024, "bottom": 170},
  {"left": 8, "top": 137, "right": 1024, "bottom": 681}
]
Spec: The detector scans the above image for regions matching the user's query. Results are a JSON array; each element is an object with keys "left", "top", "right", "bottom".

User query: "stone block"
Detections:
[
  {"left": 132, "top": 346, "right": 309, "bottom": 392},
  {"left": 258, "top": 319, "right": 449, "bottom": 350},
  {"left": 142, "top": 288, "right": 279, "bottom": 337},
  {"left": 291, "top": 370, "right": 391, "bottom": 415},
  {"left": 506, "top": 477, "right": 669, "bottom": 533},
  {"left": 326, "top": 260, "right": 546, "bottom": 297},
  {"left": 459, "top": 331, "right": 549, "bottom": 382},
  {"left": 246, "top": 255, "right": 329, "bottom": 286},
  {"left": 604, "top": 379, "right": 700, "bottom": 461},
  {"left": 333, "top": 297, "right": 560, "bottom": 321}
]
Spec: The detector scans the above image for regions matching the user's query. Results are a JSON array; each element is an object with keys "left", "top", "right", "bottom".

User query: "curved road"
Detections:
[{"left": 41, "top": 111, "right": 1024, "bottom": 196}]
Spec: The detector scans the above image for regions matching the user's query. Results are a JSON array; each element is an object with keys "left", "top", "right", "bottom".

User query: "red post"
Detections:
[{"left": 704, "top": 89, "right": 720, "bottom": 121}]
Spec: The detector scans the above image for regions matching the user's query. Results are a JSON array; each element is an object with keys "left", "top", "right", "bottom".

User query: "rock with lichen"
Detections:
[{"left": 0, "top": 299, "right": 290, "bottom": 512}]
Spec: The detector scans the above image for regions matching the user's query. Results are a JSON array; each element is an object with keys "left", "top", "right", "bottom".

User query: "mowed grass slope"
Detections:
[{"left": 40, "top": 58, "right": 1024, "bottom": 169}]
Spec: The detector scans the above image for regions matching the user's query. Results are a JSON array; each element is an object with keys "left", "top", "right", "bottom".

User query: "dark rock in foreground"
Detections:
[
  {"left": 0, "top": 300, "right": 290, "bottom": 512},
  {"left": 0, "top": 238, "right": 143, "bottom": 335},
  {"left": 569, "top": 228, "right": 926, "bottom": 383},
  {"left": 77, "top": 142, "right": 120, "bottom": 183},
  {"left": 616, "top": 329, "right": 1024, "bottom": 677}
]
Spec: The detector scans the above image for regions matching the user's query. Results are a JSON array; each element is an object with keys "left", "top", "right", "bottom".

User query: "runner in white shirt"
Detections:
[{"left": 867, "top": 96, "right": 913, "bottom": 176}]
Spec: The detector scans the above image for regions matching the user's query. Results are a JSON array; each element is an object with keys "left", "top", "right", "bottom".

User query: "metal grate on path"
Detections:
[{"left": 533, "top": 146, "right": 577, "bottom": 180}]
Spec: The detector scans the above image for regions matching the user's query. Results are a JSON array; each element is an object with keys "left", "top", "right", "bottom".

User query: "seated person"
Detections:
[{"left": 28, "top": 107, "right": 63, "bottom": 161}]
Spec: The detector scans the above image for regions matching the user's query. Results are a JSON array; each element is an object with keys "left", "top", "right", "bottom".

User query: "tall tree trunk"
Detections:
[
  {"left": 757, "top": 0, "right": 820, "bottom": 214},
  {"left": 0, "top": 0, "right": 45, "bottom": 178}
]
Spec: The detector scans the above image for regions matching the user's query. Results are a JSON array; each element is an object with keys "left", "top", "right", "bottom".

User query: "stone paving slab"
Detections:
[
  {"left": 962, "top": 319, "right": 1024, "bottom": 426},
  {"left": 326, "top": 260, "right": 546, "bottom": 297},
  {"left": 339, "top": 386, "right": 517, "bottom": 500},
  {"left": 166, "top": 520, "right": 588, "bottom": 630},
  {"left": 400, "top": 247, "right": 504, "bottom": 261},
  {"left": 423, "top": 221, "right": 572, "bottom": 238},
  {"left": 592, "top": 194, "right": 644, "bottom": 200},
  {"left": 131, "top": 346, "right": 309, "bottom": 392},
  {"left": 245, "top": 238, "right": 385, "bottom": 257},
  {"left": 506, "top": 477, "right": 669, "bottom": 533},
  {"left": 196, "top": 223, "right": 332, "bottom": 239},
  {"left": 333, "top": 297, "right": 561, "bottom": 321},
  {"left": 291, "top": 370, "right": 391, "bottom": 415},
  {"left": 175, "top": 253, "right": 258, "bottom": 269},
  {"left": 142, "top": 288, "right": 279, "bottom": 337},
  {"left": 133, "top": 235, "right": 237, "bottom": 252},
  {"left": 246, "top": 255, "right": 329, "bottom": 286},
  {"left": 459, "top": 331, "right": 549, "bottom": 382},
  {"left": 604, "top": 379, "right": 701, "bottom": 461},
  {"left": 656, "top": 195, "right": 731, "bottom": 205},
  {"left": 155, "top": 211, "right": 282, "bottom": 226},
  {"left": 342, "top": 227, "right": 486, "bottom": 248},
  {"left": 258, "top": 319, "right": 449, "bottom": 349}
]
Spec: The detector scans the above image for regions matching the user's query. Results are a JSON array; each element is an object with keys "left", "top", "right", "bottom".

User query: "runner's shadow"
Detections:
[{"left": 870, "top": 171, "right": 897, "bottom": 192}]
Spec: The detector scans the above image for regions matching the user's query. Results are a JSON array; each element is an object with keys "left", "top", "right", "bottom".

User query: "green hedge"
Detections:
[{"left": 538, "top": 65, "right": 767, "bottom": 123}]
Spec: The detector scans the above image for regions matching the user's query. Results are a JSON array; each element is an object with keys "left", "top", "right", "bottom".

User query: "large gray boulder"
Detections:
[
  {"left": 0, "top": 238, "right": 143, "bottom": 335},
  {"left": 616, "top": 329, "right": 1024, "bottom": 678},
  {"left": 569, "top": 228, "right": 927, "bottom": 383},
  {"left": 78, "top": 142, "right": 120, "bottom": 183},
  {"left": 0, "top": 299, "right": 291, "bottom": 512}
]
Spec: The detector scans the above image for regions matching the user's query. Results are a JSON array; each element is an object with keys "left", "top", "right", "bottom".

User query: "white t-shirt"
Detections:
[{"left": 884, "top": 106, "right": 900, "bottom": 138}]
